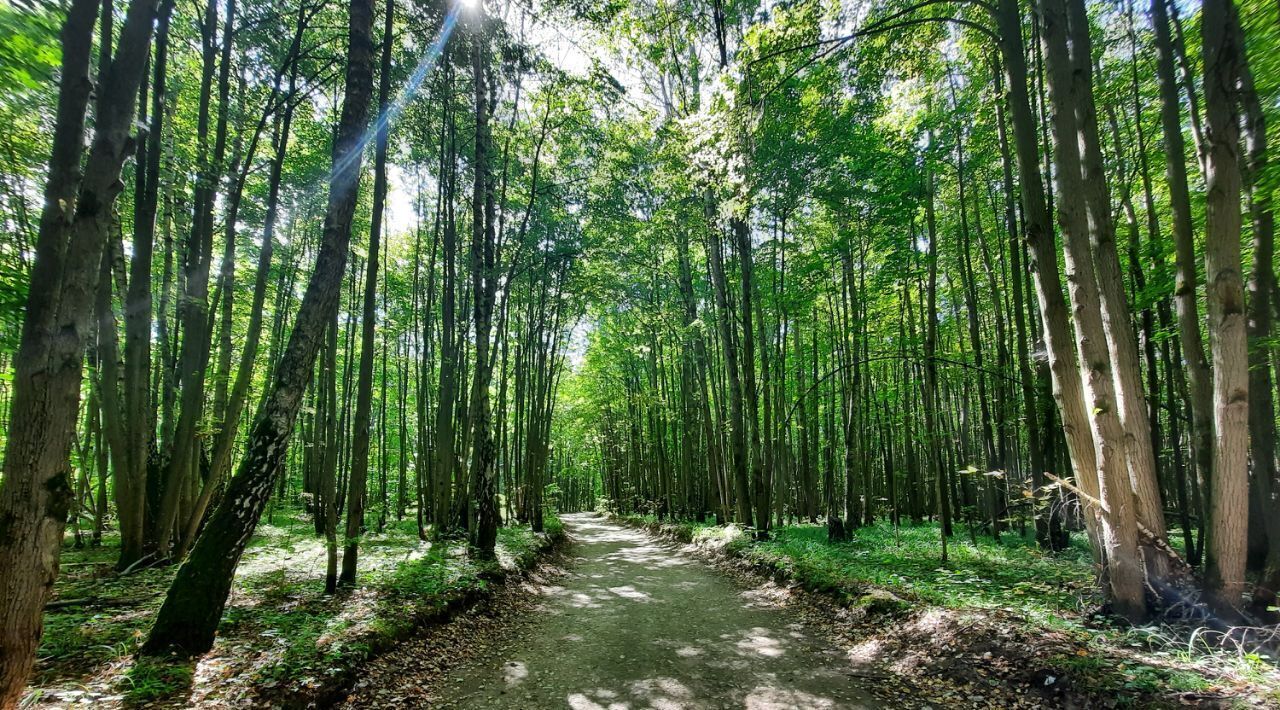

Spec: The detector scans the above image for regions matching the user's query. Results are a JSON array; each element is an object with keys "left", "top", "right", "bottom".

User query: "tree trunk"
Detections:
[
  {"left": 322, "top": 316, "right": 340, "bottom": 593},
  {"left": 1064, "top": 0, "right": 1167, "bottom": 560},
  {"left": 1229, "top": 5, "right": 1280, "bottom": 608},
  {"left": 433, "top": 73, "right": 459, "bottom": 537},
  {"left": 468, "top": 12, "right": 500, "bottom": 557},
  {"left": 922, "top": 166, "right": 947, "bottom": 561},
  {"left": 1151, "top": 0, "right": 1214, "bottom": 508},
  {"left": 1200, "top": 0, "right": 1249, "bottom": 613},
  {"left": 142, "top": 0, "right": 375, "bottom": 655},
  {"left": 706, "top": 209, "right": 752, "bottom": 526},
  {"left": 342, "top": 0, "right": 393, "bottom": 586},
  {"left": 993, "top": 0, "right": 1104, "bottom": 561},
  {"left": 0, "top": 0, "right": 158, "bottom": 701},
  {"left": 1038, "top": 0, "right": 1148, "bottom": 623}
]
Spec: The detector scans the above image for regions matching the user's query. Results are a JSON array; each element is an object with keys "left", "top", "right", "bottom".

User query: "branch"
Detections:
[
  {"left": 749, "top": 16, "right": 999, "bottom": 107},
  {"left": 1045, "top": 473, "right": 1192, "bottom": 575},
  {"left": 748, "top": 0, "right": 994, "bottom": 67}
]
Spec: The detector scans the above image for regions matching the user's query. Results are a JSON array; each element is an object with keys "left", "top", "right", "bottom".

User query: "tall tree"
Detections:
[
  {"left": 0, "top": 0, "right": 160, "bottom": 701},
  {"left": 1201, "top": 0, "right": 1249, "bottom": 613},
  {"left": 143, "top": 0, "right": 377, "bottom": 654},
  {"left": 343, "top": 0, "right": 395, "bottom": 586}
]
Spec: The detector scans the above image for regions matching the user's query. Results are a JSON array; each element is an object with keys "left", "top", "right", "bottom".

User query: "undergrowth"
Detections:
[
  {"left": 31, "top": 508, "right": 564, "bottom": 707},
  {"left": 616, "top": 513, "right": 1280, "bottom": 707}
]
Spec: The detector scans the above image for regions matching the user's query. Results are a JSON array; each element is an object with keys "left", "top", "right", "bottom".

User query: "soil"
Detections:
[{"left": 343, "top": 513, "right": 878, "bottom": 709}]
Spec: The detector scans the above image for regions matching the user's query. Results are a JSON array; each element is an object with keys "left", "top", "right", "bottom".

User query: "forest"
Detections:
[{"left": 1, "top": 0, "right": 1279, "bottom": 706}]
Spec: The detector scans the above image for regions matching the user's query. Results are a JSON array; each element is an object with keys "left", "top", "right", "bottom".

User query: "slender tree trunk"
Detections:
[
  {"left": 922, "top": 167, "right": 947, "bottom": 561},
  {"left": 706, "top": 211, "right": 752, "bottom": 526},
  {"left": 1039, "top": 0, "right": 1148, "bottom": 622},
  {"left": 433, "top": 78, "right": 459, "bottom": 536},
  {"left": 143, "top": 0, "right": 375, "bottom": 655},
  {"left": 993, "top": 0, "right": 1104, "bottom": 561},
  {"left": 322, "top": 316, "right": 340, "bottom": 593},
  {"left": 342, "top": 0, "right": 393, "bottom": 585},
  {"left": 1151, "top": 0, "right": 1214, "bottom": 507},
  {"left": 1063, "top": 0, "right": 1167, "bottom": 565},
  {"left": 468, "top": 11, "right": 500, "bottom": 557},
  {"left": 993, "top": 59, "right": 1061, "bottom": 550},
  {"left": 180, "top": 18, "right": 311, "bottom": 556},
  {"left": 117, "top": 0, "right": 174, "bottom": 569},
  {"left": 156, "top": 0, "right": 237, "bottom": 558}
]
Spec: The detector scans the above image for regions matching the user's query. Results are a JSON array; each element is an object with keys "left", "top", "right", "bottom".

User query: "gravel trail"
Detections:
[{"left": 430, "top": 513, "right": 876, "bottom": 709}]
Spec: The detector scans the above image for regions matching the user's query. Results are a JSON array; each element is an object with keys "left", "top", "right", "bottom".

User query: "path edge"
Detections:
[{"left": 286, "top": 525, "right": 570, "bottom": 709}]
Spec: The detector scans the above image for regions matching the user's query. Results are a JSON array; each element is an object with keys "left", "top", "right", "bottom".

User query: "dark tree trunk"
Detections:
[
  {"left": 0, "top": 0, "right": 160, "bottom": 701},
  {"left": 142, "top": 0, "right": 376, "bottom": 655},
  {"left": 342, "top": 0, "right": 394, "bottom": 586}
]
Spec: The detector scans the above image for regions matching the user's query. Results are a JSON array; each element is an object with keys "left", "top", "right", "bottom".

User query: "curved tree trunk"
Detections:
[{"left": 142, "top": 0, "right": 376, "bottom": 655}]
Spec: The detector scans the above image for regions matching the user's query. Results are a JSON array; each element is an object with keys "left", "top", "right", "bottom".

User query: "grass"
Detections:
[
  {"left": 618, "top": 515, "right": 1099, "bottom": 619},
  {"left": 120, "top": 656, "right": 195, "bottom": 705},
  {"left": 618, "top": 514, "right": 1100, "bottom": 620},
  {"left": 748, "top": 523, "right": 1098, "bottom": 625},
  {"left": 31, "top": 508, "right": 564, "bottom": 707},
  {"left": 615, "top": 513, "right": 1280, "bottom": 707}
]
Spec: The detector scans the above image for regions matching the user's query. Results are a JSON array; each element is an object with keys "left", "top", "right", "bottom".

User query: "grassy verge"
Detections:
[
  {"left": 29, "top": 511, "right": 565, "bottom": 708},
  {"left": 613, "top": 513, "right": 1279, "bottom": 708}
]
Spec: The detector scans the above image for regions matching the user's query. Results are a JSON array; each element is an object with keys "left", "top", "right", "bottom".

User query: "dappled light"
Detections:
[
  {"left": 421, "top": 515, "right": 875, "bottom": 708},
  {"left": 2, "top": 0, "right": 1278, "bottom": 704}
]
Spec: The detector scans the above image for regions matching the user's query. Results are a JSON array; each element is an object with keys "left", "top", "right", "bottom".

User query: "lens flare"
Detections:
[{"left": 329, "top": 5, "right": 461, "bottom": 187}]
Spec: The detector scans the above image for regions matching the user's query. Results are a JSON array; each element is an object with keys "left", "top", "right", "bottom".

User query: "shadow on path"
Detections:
[{"left": 434, "top": 513, "right": 877, "bottom": 709}]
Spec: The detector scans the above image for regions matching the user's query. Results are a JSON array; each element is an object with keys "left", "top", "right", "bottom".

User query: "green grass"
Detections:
[
  {"left": 1053, "top": 651, "right": 1213, "bottom": 695},
  {"left": 614, "top": 513, "right": 1279, "bottom": 706},
  {"left": 619, "top": 515, "right": 1098, "bottom": 624},
  {"left": 33, "top": 508, "right": 565, "bottom": 706},
  {"left": 120, "top": 655, "right": 195, "bottom": 704},
  {"left": 747, "top": 523, "right": 1098, "bottom": 626}
]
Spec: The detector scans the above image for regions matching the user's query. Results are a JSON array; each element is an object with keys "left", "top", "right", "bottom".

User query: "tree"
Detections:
[
  {"left": 142, "top": 0, "right": 377, "bottom": 654},
  {"left": 343, "top": 0, "right": 394, "bottom": 587},
  {"left": 1201, "top": 0, "right": 1249, "bottom": 613},
  {"left": 0, "top": 0, "right": 159, "bottom": 701}
]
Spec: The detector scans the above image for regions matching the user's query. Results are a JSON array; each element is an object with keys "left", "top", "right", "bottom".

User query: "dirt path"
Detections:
[{"left": 423, "top": 513, "right": 876, "bottom": 709}]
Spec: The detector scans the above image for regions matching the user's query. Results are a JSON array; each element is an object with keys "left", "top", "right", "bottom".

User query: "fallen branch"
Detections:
[
  {"left": 45, "top": 595, "right": 152, "bottom": 611},
  {"left": 45, "top": 597, "right": 94, "bottom": 610},
  {"left": 1044, "top": 473, "right": 1192, "bottom": 576},
  {"left": 118, "top": 553, "right": 161, "bottom": 577}
]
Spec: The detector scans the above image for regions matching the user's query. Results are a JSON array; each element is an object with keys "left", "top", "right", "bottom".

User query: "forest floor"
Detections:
[
  {"left": 616, "top": 514, "right": 1280, "bottom": 709},
  {"left": 25, "top": 509, "right": 563, "bottom": 708},
  {"left": 28, "top": 512, "right": 1280, "bottom": 708},
  {"left": 342, "top": 512, "right": 879, "bottom": 709}
]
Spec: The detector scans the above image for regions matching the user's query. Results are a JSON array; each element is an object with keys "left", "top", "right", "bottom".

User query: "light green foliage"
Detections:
[
  {"left": 35, "top": 509, "right": 563, "bottom": 704},
  {"left": 747, "top": 523, "right": 1096, "bottom": 623}
]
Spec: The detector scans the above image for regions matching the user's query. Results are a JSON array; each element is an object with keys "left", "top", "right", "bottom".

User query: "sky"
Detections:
[{"left": 383, "top": 0, "right": 642, "bottom": 238}]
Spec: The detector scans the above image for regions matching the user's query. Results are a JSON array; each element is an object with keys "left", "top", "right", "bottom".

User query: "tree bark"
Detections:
[
  {"left": 342, "top": 0, "right": 394, "bottom": 585},
  {"left": 142, "top": 0, "right": 376, "bottom": 655},
  {"left": 1063, "top": 0, "right": 1167, "bottom": 562},
  {"left": 1201, "top": 0, "right": 1249, "bottom": 612},
  {"left": 1229, "top": 4, "right": 1280, "bottom": 608},
  {"left": 1038, "top": 0, "right": 1147, "bottom": 623},
  {"left": 1150, "top": 0, "right": 1214, "bottom": 534},
  {"left": 468, "top": 11, "right": 500, "bottom": 557},
  {"left": 0, "top": 0, "right": 161, "bottom": 700},
  {"left": 993, "top": 0, "right": 1104, "bottom": 563}
]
